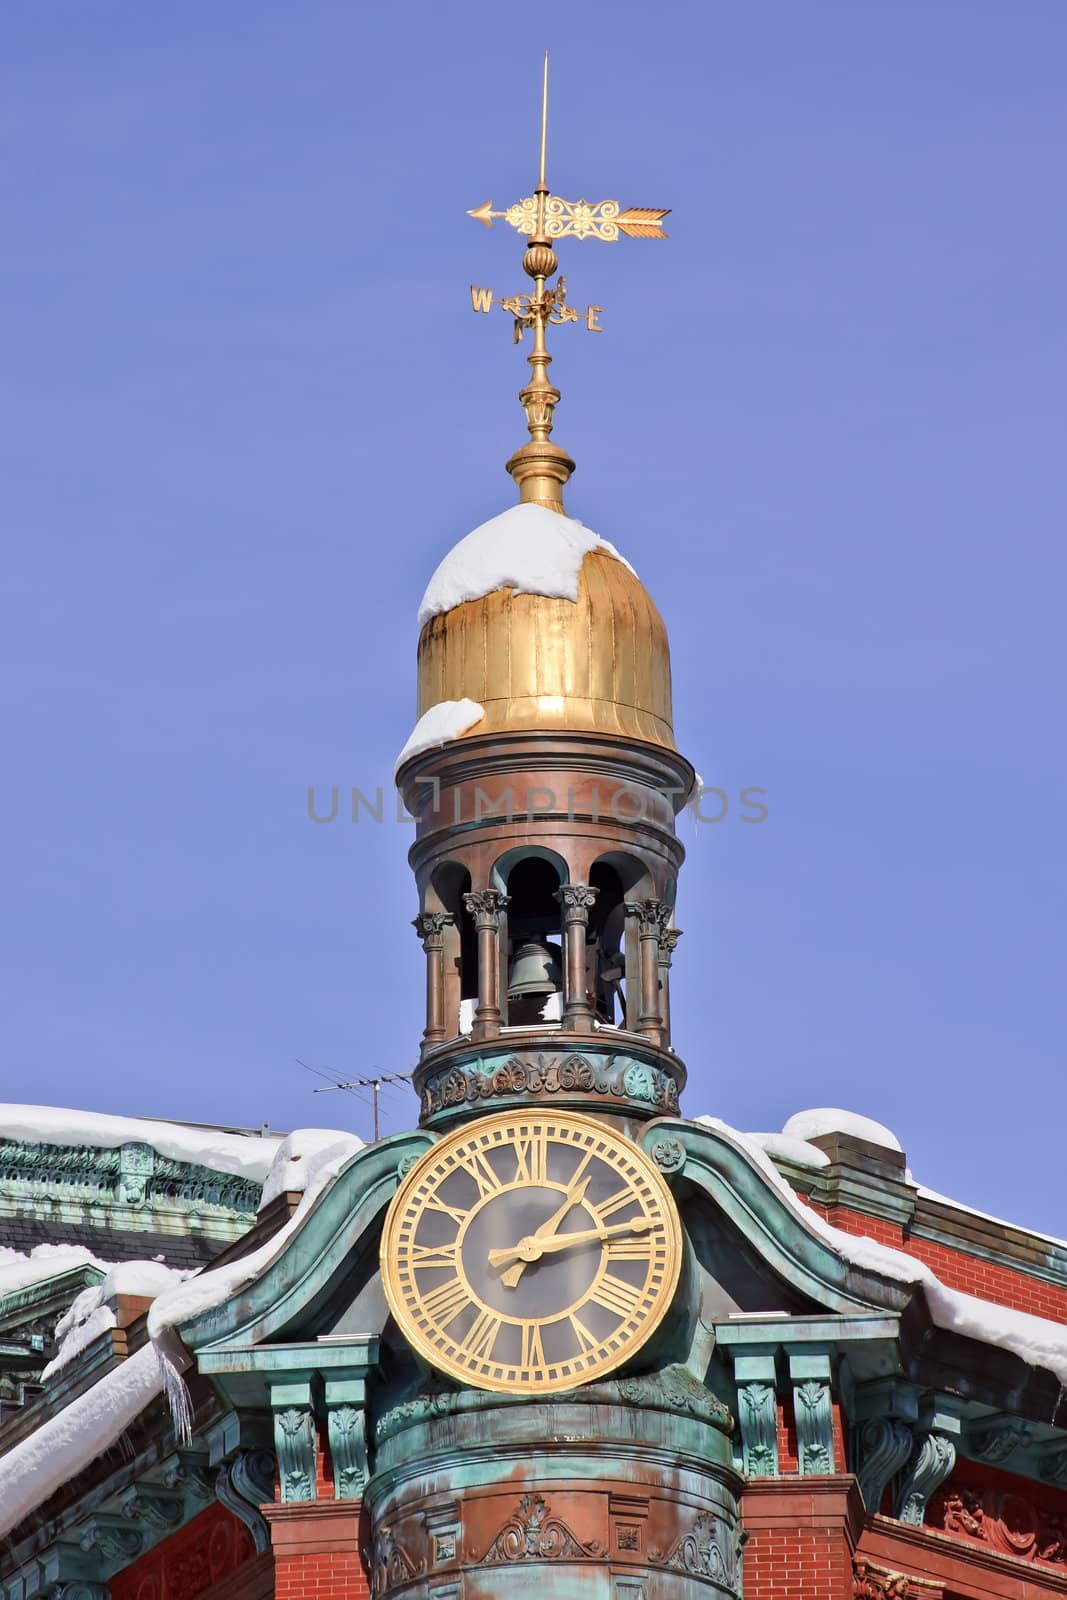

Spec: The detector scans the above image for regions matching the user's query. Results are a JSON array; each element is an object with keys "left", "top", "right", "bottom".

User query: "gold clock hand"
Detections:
[
  {"left": 490, "top": 1216, "right": 651, "bottom": 1273},
  {"left": 496, "top": 1177, "right": 590, "bottom": 1288},
  {"left": 522, "top": 1218, "right": 653, "bottom": 1257},
  {"left": 533, "top": 1176, "right": 591, "bottom": 1239}
]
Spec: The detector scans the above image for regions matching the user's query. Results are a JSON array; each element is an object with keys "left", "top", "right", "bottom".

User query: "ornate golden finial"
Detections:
[{"left": 468, "top": 54, "right": 670, "bottom": 513}]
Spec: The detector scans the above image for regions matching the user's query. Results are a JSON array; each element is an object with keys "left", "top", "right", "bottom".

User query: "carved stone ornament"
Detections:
[
  {"left": 738, "top": 1381, "right": 779, "bottom": 1478},
  {"left": 855, "top": 1416, "right": 914, "bottom": 1512},
  {"left": 932, "top": 1481, "right": 1067, "bottom": 1568},
  {"left": 613, "top": 1364, "right": 732, "bottom": 1430},
  {"left": 650, "top": 1509, "right": 741, "bottom": 1593},
  {"left": 108, "top": 1500, "right": 255, "bottom": 1600},
  {"left": 272, "top": 1406, "right": 316, "bottom": 1503},
  {"left": 413, "top": 911, "right": 453, "bottom": 943},
  {"left": 794, "top": 1378, "right": 834, "bottom": 1475},
  {"left": 853, "top": 1558, "right": 942, "bottom": 1599},
  {"left": 0, "top": 1136, "right": 260, "bottom": 1222},
  {"left": 658, "top": 926, "right": 683, "bottom": 959},
  {"left": 649, "top": 1137, "right": 685, "bottom": 1174},
  {"left": 624, "top": 899, "right": 672, "bottom": 933},
  {"left": 79, "top": 1517, "right": 142, "bottom": 1561},
  {"left": 1041, "top": 1447, "right": 1067, "bottom": 1487},
  {"left": 476, "top": 1493, "right": 605, "bottom": 1564},
  {"left": 462, "top": 890, "right": 509, "bottom": 927},
  {"left": 372, "top": 1525, "right": 421, "bottom": 1594},
  {"left": 160, "top": 1454, "right": 215, "bottom": 1499},
  {"left": 894, "top": 1433, "right": 956, "bottom": 1526},
  {"left": 420, "top": 1052, "right": 680, "bottom": 1120},
  {"left": 216, "top": 1448, "right": 275, "bottom": 1554},
  {"left": 966, "top": 1419, "right": 1035, "bottom": 1463},
  {"left": 327, "top": 1403, "right": 367, "bottom": 1499},
  {"left": 374, "top": 1363, "right": 732, "bottom": 1446},
  {"left": 555, "top": 883, "right": 598, "bottom": 917},
  {"left": 118, "top": 1487, "right": 184, "bottom": 1530}
]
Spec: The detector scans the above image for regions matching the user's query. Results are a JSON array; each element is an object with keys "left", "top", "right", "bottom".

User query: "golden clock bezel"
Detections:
[{"left": 380, "top": 1109, "right": 683, "bottom": 1395}]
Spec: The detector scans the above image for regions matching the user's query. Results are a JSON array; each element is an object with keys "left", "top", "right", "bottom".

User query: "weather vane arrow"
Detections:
[
  {"left": 467, "top": 53, "right": 670, "bottom": 513},
  {"left": 467, "top": 197, "right": 670, "bottom": 241}
]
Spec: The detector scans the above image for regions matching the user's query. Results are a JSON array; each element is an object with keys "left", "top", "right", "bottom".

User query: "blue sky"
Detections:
[{"left": 2, "top": 3, "right": 1064, "bottom": 1230}]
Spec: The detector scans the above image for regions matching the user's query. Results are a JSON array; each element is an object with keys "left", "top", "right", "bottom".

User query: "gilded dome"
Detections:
[{"left": 415, "top": 504, "right": 675, "bottom": 750}]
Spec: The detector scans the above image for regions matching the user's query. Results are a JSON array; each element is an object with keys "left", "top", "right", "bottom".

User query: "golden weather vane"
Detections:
[{"left": 468, "top": 53, "right": 670, "bottom": 513}]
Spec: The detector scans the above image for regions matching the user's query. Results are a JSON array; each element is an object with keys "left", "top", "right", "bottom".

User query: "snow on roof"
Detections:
[
  {"left": 782, "top": 1107, "right": 903, "bottom": 1153},
  {"left": 147, "top": 1128, "right": 362, "bottom": 1337},
  {"left": 394, "top": 698, "right": 485, "bottom": 779},
  {"left": 0, "top": 1244, "right": 109, "bottom": 1301},
  {"left": 5, "top": 1111, "right": 1066, "bottom": 1537},
  {"left": 696, "top": 1114, "right": 1067, "bottom": 1384},
  {"left": 43, "top": 1260, "right": 191, "bottom": 1380},
  {"left": 745, "top": 1131, "right": 831, "bottom": 1169},
  {"left": 417, "top": 503, "right": 637, "bottom": 629},
  {"left": 0, "top": 1129, "right": 363, "bottom": 1537},
  {"left": 0, "top": 1344, "right": 163, "bottom": 1538},
  {"left": 259, "top": 1128, "right": 365, "bottom": 1209},
  {"left": 0, "top": 1105, "right": 283, "bottom": 1183}
]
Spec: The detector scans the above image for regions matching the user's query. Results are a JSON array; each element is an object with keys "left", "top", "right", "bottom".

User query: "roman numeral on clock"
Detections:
[
  {"left": 605, "top": 1236, "right": 654, "bottom": 1262},
  {"left": 454, "top": 1149, "right": 504, "bottom": 1197},
  {"left": 513, "top": 1130, "right": 549, "bottom": 1184},
  {"left": 465, "top": 1308, "right": 502, "bottom": 1362},
  {"left": 410, "top": 1242, "right": 460, "bottom": 1270},
  {"left": 420, "top": 1276, "right": 471, "bottom": 1327},
  {"left": 569, "top": 1314, "right": 599, "bottom": 1354},
  {"left": 595, "top": 1186, "right": 642, "bottom": 1222},
  {"left": 521, "top": 1322, "right": 546, "bottom": 1368},
  {"left": 591, "top": 1274, "right": 644, "bottom": 1320}
]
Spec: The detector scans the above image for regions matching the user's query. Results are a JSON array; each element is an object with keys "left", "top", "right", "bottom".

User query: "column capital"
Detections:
[
  {"left": 413, "top": 911, "right": 453, "bottom": 943},
  {"left": 624, "top": 898, "right": 672, "bottom": 933},
  {"left": 463, "top": 889, "right": 510, "bottom": 929},
  {"left": 658, "top": 925, "right": 683, "bottom": 960},
  {"left": 555, "top": 883, "right": 598, "bottom": 919}
]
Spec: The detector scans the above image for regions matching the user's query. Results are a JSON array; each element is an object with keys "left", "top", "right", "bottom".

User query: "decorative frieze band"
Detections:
[
  {"left": 0, "top": 1138, "right": 261, "bottom": 1222},
  {"left": 420, "top": 1051, "right": 680, "bottom": 1121}
]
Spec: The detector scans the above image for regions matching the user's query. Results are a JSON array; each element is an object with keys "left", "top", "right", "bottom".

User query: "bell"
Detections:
[{"left": 507, "top": 936, "right": 563, "bottom": 999}]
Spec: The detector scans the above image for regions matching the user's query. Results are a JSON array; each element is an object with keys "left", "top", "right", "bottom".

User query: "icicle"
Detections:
[{"left": 153, "top": 1337, "right": 194, "bottom": 1445}]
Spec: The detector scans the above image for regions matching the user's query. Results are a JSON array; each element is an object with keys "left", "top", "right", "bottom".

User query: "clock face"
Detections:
[{"left": 380, "top": 1110, "right": 682, "bottom": 1394}]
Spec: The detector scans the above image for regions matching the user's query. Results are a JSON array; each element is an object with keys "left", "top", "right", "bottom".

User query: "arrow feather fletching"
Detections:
[{"left": 617, "top": 207, "right": 671, "bottom": 239}]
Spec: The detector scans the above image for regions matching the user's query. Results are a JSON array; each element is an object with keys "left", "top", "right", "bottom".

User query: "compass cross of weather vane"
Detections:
[{"left": 466, "top": 52, "right": 669, "bottom": 346}]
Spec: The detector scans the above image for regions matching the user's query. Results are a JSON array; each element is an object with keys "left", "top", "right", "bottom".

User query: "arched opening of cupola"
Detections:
[
  {"left": 425, "top": 862, "right": 475, "bottom": 1041},
  {"left": 589, "top": 852, "right": 655, "bottom": 1033},
  {"left": 589, "top": 859, "right": 626, "bottom": 1025},
  {"left": 492, "top": 849, "right": 568, "bottom": 1027}
]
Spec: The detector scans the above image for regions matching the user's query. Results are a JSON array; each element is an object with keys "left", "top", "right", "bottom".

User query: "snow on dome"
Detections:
[
  {"left": 417, "top": 503, "right": 637, "bottom": 629},
  {"left": 394, "top": 699, "right": 485, "bottom": 779},
  {"left": 782, "top": 1107, "right": 903, "bottom": 1153},
  {"left": 0, "top": 1104, "right": 283, "bottom": 1183}
]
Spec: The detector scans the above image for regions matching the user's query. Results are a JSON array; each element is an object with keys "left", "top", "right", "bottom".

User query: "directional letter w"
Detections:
[{"left": 470, "top": 286, "right": 494, "bottom": 313}]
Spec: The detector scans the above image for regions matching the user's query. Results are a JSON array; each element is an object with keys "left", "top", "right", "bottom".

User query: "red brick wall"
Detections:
[
  {"left": 805, "top": 1200, "right": 1067, "bottom": 1321},
  {"left": 741, "top": 1478, "right": 860, "bottom": 1600},
  {"left": 273, "top": 1551, "right": 369, "bottom": 1600},
  {"left": 264, "top": 1501, "right": 370, "bottom": 1600}
]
